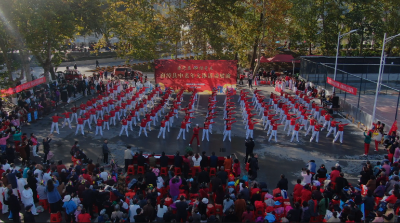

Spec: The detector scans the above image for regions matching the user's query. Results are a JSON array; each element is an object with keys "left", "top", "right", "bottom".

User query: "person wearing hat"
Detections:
[
  {"left": 197, "top": 197, "right": 208, "bottom": 216},
  {"left": 335, "top": 163, "right": 342, "bottom": 172},
  {"left": 21, "top": 184, "right": 38, "bottom": 215},
  {"left": 62, "top": 194, "right": 77, "bottom": 222}
]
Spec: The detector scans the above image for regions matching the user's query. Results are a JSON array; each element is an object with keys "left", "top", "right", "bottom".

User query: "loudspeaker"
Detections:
[{"left": 332, "top": 96, "right": 339, "bottom": 108}]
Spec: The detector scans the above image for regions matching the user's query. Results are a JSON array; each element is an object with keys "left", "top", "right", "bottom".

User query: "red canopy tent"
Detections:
[
  {"left": 255, "top": 56, "right": 270, "bottom": 63},
  {"left": 256, "top": 54, "right": 300, "bottom": 63}
]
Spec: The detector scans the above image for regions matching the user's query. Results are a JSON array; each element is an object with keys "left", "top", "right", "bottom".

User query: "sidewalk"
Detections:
[{"left": 59, "top": 57, "right": 126, "bottom": 67}]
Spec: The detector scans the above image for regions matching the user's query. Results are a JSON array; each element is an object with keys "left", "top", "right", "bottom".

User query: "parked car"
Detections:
[
  {"left": 57, "top": 70, "right": 82, "bottom": 80},
  {"left": 113, "top": 67, "right": 143, "bottom": 79}
]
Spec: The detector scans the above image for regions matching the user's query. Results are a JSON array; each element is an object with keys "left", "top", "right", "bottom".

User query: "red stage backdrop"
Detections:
[
  {"left": 154, "top": 60, "right": 237, "bottom": 93},
  {"left": 327, "top": 77, "right": 357, "bottom": 95}
]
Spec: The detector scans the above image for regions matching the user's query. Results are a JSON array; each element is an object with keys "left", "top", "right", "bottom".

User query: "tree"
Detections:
[
  {"left": 158, "top": 0, "right": 187, "bottom": 59},
  {"left": 11, "top": 0, "right": 76, "bottom": 82},
  {"left": 0, "top": 0, "right": 31, "bottom": 83},
  {"left": 288, "top": 0, "right": 320, "bottom": 55},
  {"left": 379, "top": 0, "right": 400, "bottom": 56},
  {"left": 252, "top": 0, "right": 292, "bottom": 74},
  {"left": 104, "top": 0, "right": 165, "bottom": 61}
]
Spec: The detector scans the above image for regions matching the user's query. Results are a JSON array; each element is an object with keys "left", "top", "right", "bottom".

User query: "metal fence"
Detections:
[{"left": 300, "top": 56, "right": 400, "bottom": 132}]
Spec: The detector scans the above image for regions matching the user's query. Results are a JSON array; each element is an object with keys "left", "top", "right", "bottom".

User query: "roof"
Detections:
[{"left": 256, "top": 54, "right": 300, "bottom": 63}]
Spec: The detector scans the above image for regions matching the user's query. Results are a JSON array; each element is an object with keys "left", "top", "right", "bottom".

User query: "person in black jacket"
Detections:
[
  {"left": 6, "top": 189, "right": 21, "bottom": 222},
  {"left": 134, "top": 208, "right": 147, "bottom": 222},
  {"left": 197, "top": 198, "right": 208, "bottom": 216},
  {"left": 137, "top": 151, "right": 146, "bottom": 168},
  {"left": 174, "top": 152, "right": 183, "bottom": 168},
  {"left": 82, "top": 184, "right": 94, "bottom": 216},
  {"left": 245, "top": 138, "right": 255, "bottom": 163},
  {"left": 5, "top": 144, "right": 15, "bottom": 164},
  {"left": 163, "top": 207, "right": 176, "bottom": 222},
  {"left": 175, "top": 196, "right": 189, "bottom": 222},
  {"left": 160, "top": 152, "right": 169, "bottom": 167},
  {"left": 301, "top": 201, "right": 311, "bottom": 222},
  {"left": 248, "top": 153, "right": 259, "bottom": 180},
  {"left": 145, "top": 169, "right": 157, "bottom": 188},
  {"left": 24, "top": 204, "right": 36, "bottom": 222},
  {"left": 102, "top": 140, "right": 109, "bottom": 164},
  {"left": 211, "top": 175, "right": 222, "bottom": 193},
  {"left": 27, "top": 170, "right": 39, "bottom": 203},
  {"left": 43, "top": 135, "right": 52, "bottom": 164},
  {"left": 287, "top": 202, "right": 301, "bottom": 222},
  {"left": 335, "top": 172, "right": 349, "bottom": 194},
  {"left": 316, "top": 164, "right": 327, "bottom": 181},
  {"left": 276, "top": 174, "right": 288, "bottom": 190},
  {"left": 200, "top": 151, "right": 208, "bottom": 170},
  {"left": 216, "top": 167, "right": 228, "bottom": 184},
  {"left": 197, "top": 169, "right": 210, "bottom": 184}
]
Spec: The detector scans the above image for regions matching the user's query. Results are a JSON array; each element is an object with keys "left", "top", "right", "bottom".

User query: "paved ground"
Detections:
[
  {"left": 339, "top": 93, "right": 400, "bottom": 127},
  {"left": 9, "top": 60, "right": 390, "bottom": 222},
  {"left": 4, "top": 78, "right": 388, "bottom": 222}
]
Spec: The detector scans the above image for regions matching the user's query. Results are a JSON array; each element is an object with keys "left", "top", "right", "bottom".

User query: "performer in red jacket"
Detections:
[
  {"left": 61, "top": 111, "right": 72, "bottom": 129},
  {"left": 333, "top": 122, "right": 349, "bottom": 143},
  {"left": 268, "top": 122, "right": 283, "bottom": 142},
  {"left": 189, "top": 124, "right": 201, "bottom": 147},
  {"left": 177, "top": 120, "right": 190, "bottom": 140},
  {"left": 223, "top": 120, "right": 237, "bottom": 142},
  {"left": 158, "top": 118, "right": 167, "bottom": 139},
  {"left": 75, "top": 116, "right": 85, "bottom": 135},
  {"left": 50, "top": 113, "right": 63, "bottom": 134},
  {"left": 202, "top": 121, "right": 214, "bottom": 141},
  {"left": 290, "top": 123, "right": 304, "bottom": 143},
  {"left": 139, "top": 118, "right": 151, "bottom": 137}
]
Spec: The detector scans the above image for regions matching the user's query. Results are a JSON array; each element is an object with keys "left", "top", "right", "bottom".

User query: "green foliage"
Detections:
[{"left": 1, "top": 0, "right": 399, "bottom": 81}]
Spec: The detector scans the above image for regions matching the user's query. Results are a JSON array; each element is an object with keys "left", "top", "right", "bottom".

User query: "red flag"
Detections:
[{"left": 389, "top": 120, "right": 398, "bottom": 135}]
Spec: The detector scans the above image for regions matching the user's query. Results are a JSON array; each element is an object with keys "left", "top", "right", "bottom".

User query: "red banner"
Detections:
[
  {"left": 389, "top": 120, "right": 398, "bottom": 135},
  {"left": 154, "top": 60, "right": 237, "bottom": 93},
  {"left": 327, "top": 77, "right": 357, "bottom": 95},
  {"left": 1, "top": 77, "right": 46, "bottom": 95}
]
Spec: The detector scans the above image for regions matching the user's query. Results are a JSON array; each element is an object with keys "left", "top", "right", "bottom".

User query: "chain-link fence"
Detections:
[{"left": 300, "top": 56, "right": 400, "bottom": 132}]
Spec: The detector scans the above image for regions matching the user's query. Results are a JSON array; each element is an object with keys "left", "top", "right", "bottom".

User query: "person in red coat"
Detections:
[
  {"left": 292, "top": 179, "right": 303, "bottom": 203},
  {"left": 189, "top": 124, "right": 201, "bottom": 147},
  {"left": 330, "top": 167, "right": 340, "bottom": 183},
  {"left": 301, "top": 185, "right": 312, "bottom": 205}
]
